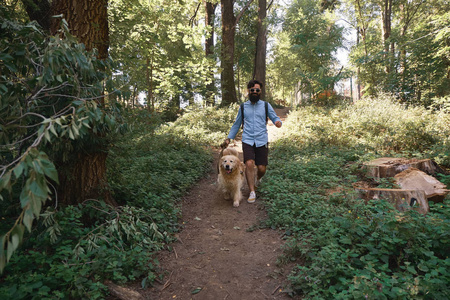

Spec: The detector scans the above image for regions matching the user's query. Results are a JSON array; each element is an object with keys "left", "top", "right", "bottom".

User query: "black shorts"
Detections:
[{"left": 242, "top": 142, "right": 269, "bottom": 166}]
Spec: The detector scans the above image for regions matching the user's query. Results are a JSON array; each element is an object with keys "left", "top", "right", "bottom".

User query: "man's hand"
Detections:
[
  {"left": 275, "top": 121, "right": 282, "bottom": 128},
  {"left": 220, "top": 138, "right": 230, "bottom": 149}
]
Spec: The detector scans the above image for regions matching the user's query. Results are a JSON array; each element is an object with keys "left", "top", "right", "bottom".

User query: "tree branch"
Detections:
[
  {"left": 189, "top": 2, "right": 202, "bottom": 27},
  {"left": 235, "top": 0, "right": 254, "bottom": 27}
]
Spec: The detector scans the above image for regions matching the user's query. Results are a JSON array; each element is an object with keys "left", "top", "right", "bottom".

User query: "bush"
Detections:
[
  {"left": 283, "top": 96, "right": 450, "bottom": 165},
  {"left": 161, "top": 104, "right": 240, "bottom": 145}
]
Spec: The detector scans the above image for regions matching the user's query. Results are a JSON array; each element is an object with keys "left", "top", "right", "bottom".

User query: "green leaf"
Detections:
[
  {"left": 68, "top": 127, "right": 75, "bottom": 140},
  {"left": 406, "top": 265, "right": 416, "bottom": 274},
  {"left": 0, "top": 171, "right": 11, "bottom": 190},
  {"left": 44, "top": 129, "right": 51, "bottom": 142},
  {"left": 23, "top": 208, "right": 34, "bottom": 232},
  {"left": 191, "top": 287, "right": 202, "bottom": 294},
  {"left": 6, "top": 239, "right": 15, "bottom": 262},
  {"left": 49, "top": 124, "right": 58, "bottom": 137},
  {"left": 39, "top": 156, "right": 59, "bottom": 183},
  {"left": 340, "top": 236, "right": 352, "bottom": 245},
  {"left": 13, "top": 163, "right": 24, "bottom": 178}
]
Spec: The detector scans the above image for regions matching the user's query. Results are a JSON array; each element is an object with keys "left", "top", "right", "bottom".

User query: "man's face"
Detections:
[{"left": 248, "top": 84, "right": 261, "bottom": 103}]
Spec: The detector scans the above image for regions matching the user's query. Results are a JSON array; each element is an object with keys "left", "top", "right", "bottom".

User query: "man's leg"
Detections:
[
  {"left": 254, "top": 144, "right": 268, "bottom": 187},
  {"left": 255, "top": 165, "right": 266, "bottom": 187},
  {"left": 245, "top": 159, "right": 256, "bottom": 192},
  {"left": 256, "top": 165, "right": 266, "bottom": 181}
]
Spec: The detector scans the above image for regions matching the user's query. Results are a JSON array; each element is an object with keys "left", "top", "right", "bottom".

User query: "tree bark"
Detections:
[
  {"left": 22, "top": 0, "right": 109, "bottom": 59},
  {"left": 49, "top": 0, "right": 109, "bottom": 59},
  {"left": 205, "top": 1, "right": 217, "bottom": 106},
  {"left": 380, "top": 0, "right": 392, "bottom": 74},
  {"left": 355, "top": 0, "right": 375, "bottom": 95},
  {"left": 220, "top": 0, "right": 253, "bottom": 106},
  {"left": 220, "top": 0, "right": 238, "bottom": 106},
  {"left": 253, "top": 0, "right": 267, "bottom": 99}
]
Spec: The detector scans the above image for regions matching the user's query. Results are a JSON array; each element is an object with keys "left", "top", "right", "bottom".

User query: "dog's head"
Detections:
[{"left": 220, "top": 155, "right": 239, "bottom": 174}]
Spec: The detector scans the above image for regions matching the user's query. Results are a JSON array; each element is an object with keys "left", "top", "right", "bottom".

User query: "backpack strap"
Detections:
[
  {"left": 241, "top": 101, "right": 268, "bottom": 129},
  {"left": 265, "top": 101, "right": 268, "bottom": 124},
  {"left": 240, "top": 103, "right": 245, "bottom": 129}
]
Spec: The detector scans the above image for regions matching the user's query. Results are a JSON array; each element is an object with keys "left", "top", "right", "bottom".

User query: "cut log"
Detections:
[
  {"left": 355, "top": 187, "right": 429, "bottom": 214},
  {"left": 394, "top": 168, "right": 449, "bottom": 203},
  {"left": 363, "top": 157, "right": 439, "bottom": 179},
  {"left": 104, "top": 280, "right": 144, "bottom": 300}
]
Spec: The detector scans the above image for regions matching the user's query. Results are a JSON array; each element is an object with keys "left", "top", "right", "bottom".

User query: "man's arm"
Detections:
[
  {"left": 222, "top": 106, "right": 243, "bottom": 146},
  {"left": 267, "top": 103, "right": 282, "bottom": 128}
]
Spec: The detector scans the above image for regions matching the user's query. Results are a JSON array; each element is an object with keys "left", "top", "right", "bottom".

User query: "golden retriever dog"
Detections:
[{"left": 217, "top": 149, "right": 245, "bottom": 207}]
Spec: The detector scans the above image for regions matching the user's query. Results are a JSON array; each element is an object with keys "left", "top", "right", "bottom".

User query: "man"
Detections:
[{"left": 222, "top": 79, "right": 282, "bottom": 203}]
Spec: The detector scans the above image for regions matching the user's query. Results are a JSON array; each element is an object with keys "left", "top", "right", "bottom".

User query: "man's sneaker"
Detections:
[
  {"left": 255, "top": 177, "right": 262, "bottom": 188},
  {"left": 248, "top": 191, "right": 256, "bottom": 203}
]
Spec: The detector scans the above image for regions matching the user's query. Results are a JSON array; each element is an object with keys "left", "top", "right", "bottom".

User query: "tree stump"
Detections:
[
  {"left": 354, "top": 186, "right": 429, "bottom": 214},
  {"left": 394, "top": 168, "right": 449, "bottom": 203},
  {"left": 363, "top": 157, "right": 439, "bottom": 179}
]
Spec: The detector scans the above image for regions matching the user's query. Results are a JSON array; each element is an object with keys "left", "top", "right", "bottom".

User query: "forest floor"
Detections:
[{"left": 141, "top": 108, "right": 296, "bottom": 300}]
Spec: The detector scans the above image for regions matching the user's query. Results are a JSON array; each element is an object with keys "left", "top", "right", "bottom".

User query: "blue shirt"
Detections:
[{"left": 227, "top": 100, "right": 281, "bottom": 147}]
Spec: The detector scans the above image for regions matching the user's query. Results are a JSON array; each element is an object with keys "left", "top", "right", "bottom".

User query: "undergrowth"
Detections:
[
  {"left": 2, "top": 96, "right": 449, "bottom": 299},
  {"left": 260, "top": 97, "right": 450, "bottom": 298},
  {"left": 0, "top": 106, "right": 229, "bottom": 299}
]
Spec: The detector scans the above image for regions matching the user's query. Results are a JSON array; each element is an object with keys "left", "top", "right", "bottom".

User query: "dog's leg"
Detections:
[{"left": 233, "top": 189, "right": 241, "bottom": 207}]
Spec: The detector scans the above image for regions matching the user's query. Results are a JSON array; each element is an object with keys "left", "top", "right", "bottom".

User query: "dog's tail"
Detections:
[{"left": 217, "top": 147, "right": 225, "bottom": 174}]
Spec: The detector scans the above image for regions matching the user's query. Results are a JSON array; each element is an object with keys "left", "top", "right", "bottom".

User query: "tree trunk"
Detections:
[
  {"left": 146, "top": 56, "right": 154, "bottom": 111},
  {"left": 220, "top": 0, "right": 238, "bottom": 106},
  {"left": 355, "top": 0, "right": 375, "bottom": 95},
  {"left": 58, "top": 151, "right": 115, "bottom": 206},
  {"left": 23, "top": 0, "right": 114, "bottom": 206},
  {"left": 49, "top": 0, "right": 109, "bottom": 60},
  {"left": 205, "top": 1, "right": 217, "bottom": 106},
  {"left": 253, "top": 0, "right": 267, "bottom": 99},
  {"left": 380, "top": 0, "right": 392, "bottom": 74}
]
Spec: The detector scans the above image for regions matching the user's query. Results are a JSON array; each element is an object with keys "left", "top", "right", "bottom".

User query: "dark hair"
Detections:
[{"left": 247, "top": 79, "right": 263, "bottom": 89}]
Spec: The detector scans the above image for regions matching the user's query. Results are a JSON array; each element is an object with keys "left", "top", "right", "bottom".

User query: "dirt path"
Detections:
[{"left": 144, "top": 108, "right": 293, "bottom": 300}]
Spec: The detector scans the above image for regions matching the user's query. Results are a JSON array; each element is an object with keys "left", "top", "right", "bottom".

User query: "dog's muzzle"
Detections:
[{"left": 225, "top": 165, "right": 232, "bottom": 173}]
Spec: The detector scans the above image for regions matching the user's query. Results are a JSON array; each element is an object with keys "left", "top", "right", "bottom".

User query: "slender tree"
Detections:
[
  {"left": 205, "top": 0, "right": 217, "bottom": 105},
  {"left": 220, "top": 0, "right": 253, "bottom": 106},
  {"left": 379, "top": 0, "right": 393, "bottom": 74},
  {"left": 253, "top": 0, "right": 268, "bottom": 99}
]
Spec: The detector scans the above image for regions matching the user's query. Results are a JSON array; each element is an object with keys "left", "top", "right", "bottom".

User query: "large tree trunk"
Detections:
[
  {"left": 49, "top": 0, "right": 109, "bottom": 59},
  {"left": 57, "top": 151, "right": 113, "bottom": 206},
  {"left": 253, "top": 0, "right": 267, "bottom": 99},
  {"left": 220, "top": 0, "right": 238, "bottom": 106},
  {"left": 23, "top": 0, "right": 114, "bottom": 206},
  {"left": 204, "top": 1, "right": 217, "bottom": 106}
]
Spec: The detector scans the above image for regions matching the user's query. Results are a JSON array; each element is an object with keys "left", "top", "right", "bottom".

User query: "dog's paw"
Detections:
[{"left": 233, "top": 201, "right": 240, "bottom": 207}]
